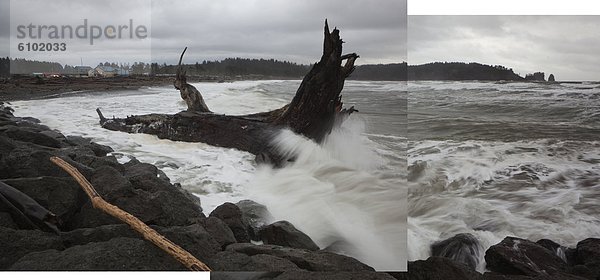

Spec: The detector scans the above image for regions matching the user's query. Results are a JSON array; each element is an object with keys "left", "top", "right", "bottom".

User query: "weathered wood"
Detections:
[
  {"left": 50, "top": 156, "right": 211, "bottom": 271},
  {"left": 174, "top": 47, "right": 211, "bottom": 113},
  {"left": 98, "top": 21, "right": 358, "bottom": 159}
]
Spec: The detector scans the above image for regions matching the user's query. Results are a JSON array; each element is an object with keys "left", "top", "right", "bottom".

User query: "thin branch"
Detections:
[{"left": 50, "top": 156, "right": 211, "bottom": 271}]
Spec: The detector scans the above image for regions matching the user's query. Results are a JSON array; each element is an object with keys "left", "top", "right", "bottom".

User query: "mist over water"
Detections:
[
  {"left": 408, "top": 81, "right": 600, "bottom": 271},
  {"left": 248, "top": 118, "right": 406, "bottom": 271},
  {"left": 10, "top": 80, "right": 407, "bottom": 271}
]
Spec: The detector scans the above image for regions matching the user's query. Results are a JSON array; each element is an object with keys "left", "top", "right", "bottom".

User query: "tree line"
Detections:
[{"left": 1, "top": 57, "right": 542, "bottom": 81}]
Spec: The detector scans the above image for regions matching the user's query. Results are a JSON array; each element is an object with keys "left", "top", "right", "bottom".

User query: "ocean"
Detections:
[
  {"left": 408, "top": 81, "right": 600, "bottom": 271},
  {"left": 10, "top": 80, "right": 407, "bottom": 271}
]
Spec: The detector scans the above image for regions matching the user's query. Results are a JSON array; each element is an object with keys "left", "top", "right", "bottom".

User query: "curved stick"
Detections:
[{"left": 50, "top": 156, "right": 211, "bottom": 271}]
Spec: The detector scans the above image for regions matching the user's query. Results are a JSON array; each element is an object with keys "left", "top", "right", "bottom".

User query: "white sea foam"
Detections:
[
  {"left": 408, "top": 139, "right": 600, "bottom": 271},
  {"left": 247, "top": 116, "right": 406, "bottom": 271}
]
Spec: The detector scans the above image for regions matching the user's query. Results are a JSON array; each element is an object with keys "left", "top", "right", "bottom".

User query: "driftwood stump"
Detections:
[
  {"left": 97, "top": 20, "right": 358, "bottom": 161},
  {"left": 174, "top": 47, "right": 211, "bottom": 113}
]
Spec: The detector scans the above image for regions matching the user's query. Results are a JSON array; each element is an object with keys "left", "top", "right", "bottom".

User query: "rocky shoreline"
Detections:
[
  {"left": 0, "top": 102, "right": 401, "bottom": 278},
  {"left": 1, "top": 102, "right": 598, "bottom": 280},
  {"left": 411, "top": 233, "right": 599, "bottom": 280}
]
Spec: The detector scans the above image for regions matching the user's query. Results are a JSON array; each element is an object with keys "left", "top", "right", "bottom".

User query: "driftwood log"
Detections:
[
  {"left": 97, "top": 21, "right": 358, "bottom": 161},
  {"left": 50, "top": 156, "right": 211, "bottom": 271}
]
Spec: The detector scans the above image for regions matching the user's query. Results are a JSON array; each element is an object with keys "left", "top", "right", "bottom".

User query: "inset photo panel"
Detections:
[{"left": 408, "top": 14, "right": 600, "bottom": 278}]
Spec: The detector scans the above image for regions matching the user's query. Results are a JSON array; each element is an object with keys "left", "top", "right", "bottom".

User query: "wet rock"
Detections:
[
  {"left": 408, "top": 257, "right": 483, "bottom": 280},
  {"left": 431, "top": 233, "right": 483, "bottom": 270},
  {"left": 39, "top": 130, "right": 68, "bottom": 143},
  {"left": 273, "top": 271, "right": 398, "bottom": 280},
  {"left": 157, "top": 223, "right": 222, "bottom": 262},
  {"left": 1, "top": 176, "right": 86, "bottom": 228},
  {"left": 0, "top": 181, "right": 60, "bottom": 232},
  {"left": 9, "top": 237, "right": 184, "bottom": 270},
  {"left": 71, "top": 154, "right": 121, "bottom": 170},
  {"left": 0, "top": 212, "right": 17, "bottom": 229},
  {"left": 68, "top": 164, "right": 204, "bottom": 229},
  {"left": 4, "top": 127, "right": 62, "bottom": 148},
  {"left": 482, "top": 271, "right": 587, "bottom": 279},
  {"left": 485, "top": 236, "right": 567, "bottom": 277},
  {"left": 64, "top": 136, "right": 114, "bottom": 157},
  {"left": 90, "top": 165, "right": 133, "bottom": 199},
  {"left": 60, "top": 224, "right": 138, "bottom": 247},
  {"left": 0, "top": 136, "right": 15, "bottom": 178},
  {"left": 122, "top": 160, "right": 172, "bottom": 192},
  {"left": 3, "top": 144, "right": 94, "bottom": 179},
  {"left": 0, "top": 227, "right": 65, "bottom": 269},
  {"left": 226, "top": 243, "right": 374, "bottom": 271},
  {"left": 535, "top": 239, "right": 577, "bottom": 266},
  {"left": 548, "top": 74, "right": 555, "bottom": 82},
  {"left": 209, "top": 251, "right": 301, "bottom": 271},
  {"left": 199, "top": 216, "right": 237, "bottom": 249},
  {"left": 86, "top": 142, "right": 114, "bottom": 157},
  {"left": 61, "top": 222, "right": 221, "bottom": 261},
  {"left": 574, "top": 238, "right": 600, "bottom": 279},
  {"left": 575, "top": 238, "right": 600, "bottom": 265},
  {"left": 259, "top": 221, "right": 319, "bottom": 251},
  {"left": 236, "top": 199, "right": 274, "bottom": 240},
  {"left": 71, "top": 187, "right": 204, "bottom": 229},
  {"left": 67, "top": 201, "right": 121, "bottom": 229},
  {"left": 210, "top": 202, "right": 250, "bottom": 243}
]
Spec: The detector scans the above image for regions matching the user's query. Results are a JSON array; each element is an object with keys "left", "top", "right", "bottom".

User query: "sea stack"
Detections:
[{"left": 548, "top": 74, "right": 556, "bottom": 82}]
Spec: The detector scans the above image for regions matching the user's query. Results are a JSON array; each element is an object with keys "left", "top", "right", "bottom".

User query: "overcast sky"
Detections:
[
  {"left": 409, "top": 16, "right": 600, "bottom": 81},
  {"left": 0, "top": 0, "right": 406, "bottom": 67}
]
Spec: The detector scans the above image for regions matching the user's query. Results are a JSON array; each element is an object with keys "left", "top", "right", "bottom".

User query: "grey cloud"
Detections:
[
  {"left": 409, "top": 15, "right": 600, "bottom": 81},
  {"left": 5, "top": 0, "right": 405, "bottom": 67},
  {"left": 150, "top": 0, "right": 406, "bottom": 65}
]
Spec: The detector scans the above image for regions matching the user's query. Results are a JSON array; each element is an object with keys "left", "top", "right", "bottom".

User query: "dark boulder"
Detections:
[
  {"left": 89, "top": 165, "right": 133, "bottom": 199},
  {"left": 67, "top": 200, "right": 121, "bottom": 229},
  {"left": 210, "top": 272, "right": 283, "bottom": 280},
  {"left": 2, "top": 176, "right": 86, "bottom": 228},
  {"left": 199, "top": 216, "right": 237, "bottom": 249},
  {"left": 0, "top": 212, "right": 17, "bottom": 229},
  {"left": 259, "top": 221, "right": 319, "bottom": 251},
  {"left": 3, "top": 126, "right": 62, "bottom": 148},
  {"left": 122, "top": 159, "right": 173, "bottom": 192},
  {"left": 156, "top": 223, "right": 222, "bottom": 262},
  {"left": 210, "top": 202, "right": 250, "bottom": 243},
  {"left": 273, "top": 271, "right": 398, "bottom": 280},
  {"left": 408, "top": 257, "right": 483, "bottom": 280},
  {"left": 9, "top": 237, "right": 185, "bottom": 270},
  {"left": 573, "top": 238, "right": 600, "bottom": 279},
  {"left": 576, "top": 238, "right": 600, "bottom": 265},
  {"left": 482, "top": 271, "right": 588, "bottom": 279},
  {"left": 548, "top": 74, "right": 556, "bottom": 82},
  {"left": 0, "top": 227, "right": 65, "bottom": 269},
  {"left": 60, "top": 224, "right": 138, "bottom": 247},
  {"left": 70, "top": 154, "right": 122, "bottom": 170},
  {"left": 0, "top": 181, "right": 60, "bottom": 232},
  {"left": 3, "top": 144, "right": 94, "bottom": 179},
  {"left": 236, "top": 199, "right": 274, "bottom": 240},
  {"left": 209, "top": 251, "right": 301, "bottom": 271},
  {"left": 70, "top": 187, "right": 204, "bottom": 229},
  {"left": 431, "top": 233, "right": 483, "bottom": 270},
  {"left": 535, "top": 239, "right": 576, "bottom": 266},
  {"left": 485, "top": 236, "right": 567, "bottom": 277},
  {"left": 69, "top": 165, "right": 204, "bottom": 229},
  {"left": 60, "top": 222, "right": 221, "bottom": 262},
  {"left": 226, "top": 243, "right": 374, "bottom": 271},
  {"left": 65, "top": 135, "right": 114, "bottom": 157}
]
